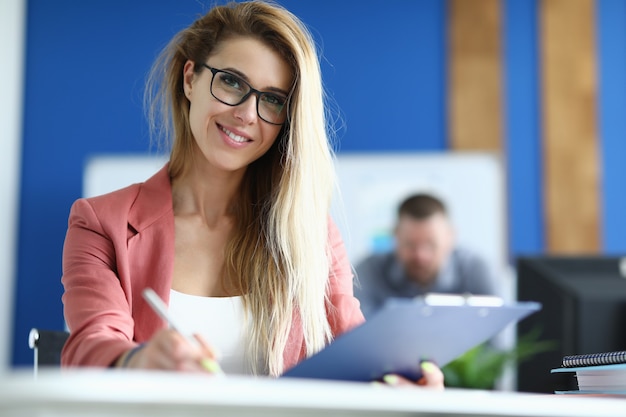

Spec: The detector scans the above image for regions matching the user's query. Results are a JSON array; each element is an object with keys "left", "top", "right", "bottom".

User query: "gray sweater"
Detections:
[{"left": 353, "top": 247, "right": 499, "bottom": 319}]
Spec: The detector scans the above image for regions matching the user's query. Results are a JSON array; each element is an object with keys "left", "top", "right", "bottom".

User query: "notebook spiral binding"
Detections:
[{"left": 562, "top": 350, "right": 626, "bottom": 368}]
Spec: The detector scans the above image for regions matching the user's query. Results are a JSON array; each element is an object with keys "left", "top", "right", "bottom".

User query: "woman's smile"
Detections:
[{"left": 219, "top": 124, "right": 252, "bottom": 144}]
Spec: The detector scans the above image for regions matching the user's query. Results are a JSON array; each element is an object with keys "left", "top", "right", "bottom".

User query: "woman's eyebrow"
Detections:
[{"left": 222, "top": 66, "right": 289, "bottom": 96}]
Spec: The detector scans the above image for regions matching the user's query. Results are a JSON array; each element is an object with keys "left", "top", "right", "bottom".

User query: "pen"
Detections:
[{"left": 142, "top": 287, "right": 224, "bottom": 375}]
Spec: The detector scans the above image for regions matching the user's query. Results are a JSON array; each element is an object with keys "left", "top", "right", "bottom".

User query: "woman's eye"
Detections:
[
  {"left": 220, "top": 73, "right": 243, "bottom": 90},
  {"left": 262, "top": 94, "right": 286, "bottom": 107}
]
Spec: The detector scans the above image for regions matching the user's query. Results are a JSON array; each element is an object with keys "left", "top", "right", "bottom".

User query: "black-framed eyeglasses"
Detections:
[{"left": 202, "top": 64, "right": 289, "bottom": 125}]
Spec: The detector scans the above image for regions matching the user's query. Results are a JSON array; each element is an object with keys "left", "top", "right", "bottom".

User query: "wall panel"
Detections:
[
  {"left": 449, "top": 0, "right": 503, "bottom": 151},
  {"left": 541, "top": 0, "right": 601, "bottom": 253}
]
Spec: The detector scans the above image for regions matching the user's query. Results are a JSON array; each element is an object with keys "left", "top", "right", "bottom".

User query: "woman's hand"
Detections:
[
  {"left": 118, "top": 329, "right": 222, "bottom": 374},
  {"left": 379, "top": 361, "right": 445, "bottom": 390}
]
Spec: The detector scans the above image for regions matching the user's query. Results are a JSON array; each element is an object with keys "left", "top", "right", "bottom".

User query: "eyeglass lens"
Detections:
[{"left": 211, "top": 70, "right": 287, "bottom": 125}]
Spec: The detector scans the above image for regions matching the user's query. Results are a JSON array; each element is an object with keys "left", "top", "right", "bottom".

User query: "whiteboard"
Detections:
[
  {"left": 331, "top": 152, "right": 507, "bottom": 278},
  {"left": 83, "top": 154, "right": 168, "bottom": 197},
  {"left": 83, "top": 151, "right": 507, "bottom": 278}
]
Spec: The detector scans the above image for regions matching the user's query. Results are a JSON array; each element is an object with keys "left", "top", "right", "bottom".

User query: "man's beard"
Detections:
[{"left": 407, "top": 265, "right": 436, "bottom": 286}]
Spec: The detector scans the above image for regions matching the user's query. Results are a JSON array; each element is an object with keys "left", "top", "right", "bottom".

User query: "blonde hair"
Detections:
[{"left": 145, "top": 1, "right": 335, "bottom": 376}]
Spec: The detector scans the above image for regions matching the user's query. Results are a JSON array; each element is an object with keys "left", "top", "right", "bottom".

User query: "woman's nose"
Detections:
[{"left": 232, "top": 93, "right": 258, "bottom": 124}]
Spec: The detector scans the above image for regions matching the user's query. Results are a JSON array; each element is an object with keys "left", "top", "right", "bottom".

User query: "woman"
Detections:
[{"left": 61, "top": 0, "right": 443, "bottom": 387}]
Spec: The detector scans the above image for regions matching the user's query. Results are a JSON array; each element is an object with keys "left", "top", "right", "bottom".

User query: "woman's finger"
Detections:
[
  {"left": 191, "top": 333, "right": 224, "bottom": 375},
  {"left": 416, "top": 361, "right": 445, "bottom": 390},
  {"left": 127, "top": 329, "right": 192, "bottom": 370},
  {"left": 382, "top": 374, "right": 413, "bottom": 386},
  {"left": 380, "top": 362, "right": 445, "bottom": 390},
  {"left": 192, "top": 333, "right": 221, "bottom": 360},
  {"left": 121, "top": 330, "right": 225, "bottom": 374}
]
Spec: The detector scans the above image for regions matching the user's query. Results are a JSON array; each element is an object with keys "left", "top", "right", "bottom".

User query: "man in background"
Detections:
[{"left": 354, "top": 193, "right": 500, "bottom": 318}]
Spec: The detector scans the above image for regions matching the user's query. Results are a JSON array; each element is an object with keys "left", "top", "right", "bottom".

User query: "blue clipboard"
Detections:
[{"left": 282, "top": 295, "right": 541, "bottom": 382}]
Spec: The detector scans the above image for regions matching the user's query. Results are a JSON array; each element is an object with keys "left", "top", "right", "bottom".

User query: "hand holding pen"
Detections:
[{"left": 119, "top": 288, "right": 224, "bottom": 374}]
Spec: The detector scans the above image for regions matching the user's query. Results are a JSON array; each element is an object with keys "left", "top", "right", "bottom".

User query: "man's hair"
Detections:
[{"left": 398, "top": 193, "right": 447, "bottom": 220}]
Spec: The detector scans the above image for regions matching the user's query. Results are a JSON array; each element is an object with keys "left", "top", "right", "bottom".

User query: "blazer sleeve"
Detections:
[
  {"left": 326, "top": 218, "right": 365, "bottom": 337},
  {"left": 61, "top": 198, "right": 137, "bottom": 367}
]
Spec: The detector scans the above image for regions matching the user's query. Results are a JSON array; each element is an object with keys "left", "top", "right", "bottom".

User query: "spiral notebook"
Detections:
[
  {"left": 561, "top": 351, "right": 626, "bottom": 368},
  {"left": 282, "top": 295, "right": 541, "bottom": 382}
]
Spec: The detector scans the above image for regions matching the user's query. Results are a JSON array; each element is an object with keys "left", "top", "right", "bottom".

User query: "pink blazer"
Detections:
[{"left": 61, "top": 164, "right": 364, "bottom": 371}]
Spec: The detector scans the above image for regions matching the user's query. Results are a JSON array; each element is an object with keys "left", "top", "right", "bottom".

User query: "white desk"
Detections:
[{"left": 0, "top": 370, "right": 624, "bottom": 417}]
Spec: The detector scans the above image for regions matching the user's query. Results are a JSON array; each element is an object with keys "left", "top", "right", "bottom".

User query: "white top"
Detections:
[{"left": 168, "top": 290, "right": 250, "bottom": 375}]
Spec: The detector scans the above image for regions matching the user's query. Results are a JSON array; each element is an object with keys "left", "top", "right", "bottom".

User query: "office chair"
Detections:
[{"left": 28, "top": 328, "right": 69, "bottom": 377}]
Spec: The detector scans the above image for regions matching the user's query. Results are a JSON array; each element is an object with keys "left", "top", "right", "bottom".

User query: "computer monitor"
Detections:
[{"left": 516, "top": 256, "right": 626, "bottom": 393}]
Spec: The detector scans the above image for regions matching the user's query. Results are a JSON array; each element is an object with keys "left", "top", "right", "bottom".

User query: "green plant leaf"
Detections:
[{"left": 442, "top": 327, "right": 557, "bottom": 389}]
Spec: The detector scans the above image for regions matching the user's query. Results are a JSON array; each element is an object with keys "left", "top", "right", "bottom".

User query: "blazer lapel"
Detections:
[{"left": 126, "top": 163, "right": 177, "bottom": 341}]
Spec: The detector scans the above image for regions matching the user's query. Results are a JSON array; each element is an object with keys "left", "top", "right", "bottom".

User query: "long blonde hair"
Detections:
[{"left": 145, "top": 1, "right": 336, "bottom": 376}]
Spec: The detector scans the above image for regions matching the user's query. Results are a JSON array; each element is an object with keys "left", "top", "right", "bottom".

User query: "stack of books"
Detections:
[{"left": 551, "top": 350, "right": 626, "bottom": 395}]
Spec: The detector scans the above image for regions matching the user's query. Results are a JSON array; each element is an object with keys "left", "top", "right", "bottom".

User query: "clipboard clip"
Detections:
[{"left": 416, "top": 293, "right": 505, "bottom": 307}]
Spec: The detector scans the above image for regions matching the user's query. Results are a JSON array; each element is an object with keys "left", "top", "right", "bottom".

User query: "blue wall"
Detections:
[
  {"left": 597, "top": 0, "right": 626, "bottom": 254},
  {"left": 14, "top": 0, "right": 446, "bottom": 367},
  {"left": 503, "top": 0, "right": 543, "bottom": 256}
]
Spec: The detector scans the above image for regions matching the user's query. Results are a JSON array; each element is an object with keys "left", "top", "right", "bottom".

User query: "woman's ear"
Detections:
[{"left": 182, "top": 60, "right": 195, "bottom": 100}]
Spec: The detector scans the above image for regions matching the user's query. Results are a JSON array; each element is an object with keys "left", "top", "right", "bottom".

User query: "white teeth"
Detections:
[{"left": 221, "top": 127, "right": 248, "bottom": 143}]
